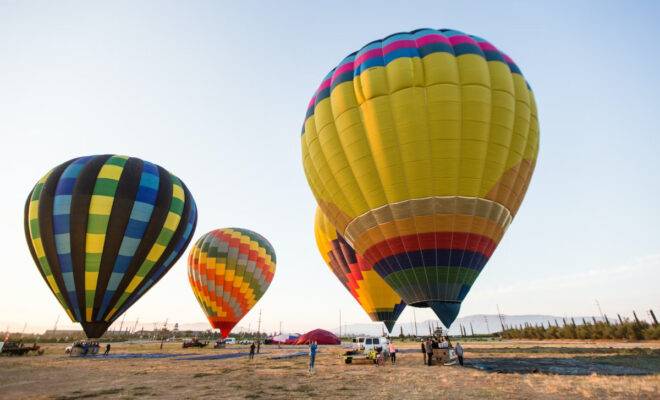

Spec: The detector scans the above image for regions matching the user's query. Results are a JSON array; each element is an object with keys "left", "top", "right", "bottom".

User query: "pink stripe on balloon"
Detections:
[
  {"left": 415, "top": 33, "right": 451, "bottom": 47},
  {"left": 502, "top": 53, "right": 514, "bottom": 63},
  {"left": 356, "top": 48, "right": 383, "bottom": 67},
  {"left": 477, "top": 42, "right": 498, "bottom": 52},
  {"left": 318, "top": 78, "right": 331, "bottom": 92},
  {"left": 384, "top": 39, "right": 416, "bottom": 54},
  {"left": 307, "top": 96, "right": 316, "bottom": 110},
  {"left": 332, "top": 62, "right": 355, "bottom": 80},
  {"left": 449, "top": 35, "right": 476, "bottom": 46}
]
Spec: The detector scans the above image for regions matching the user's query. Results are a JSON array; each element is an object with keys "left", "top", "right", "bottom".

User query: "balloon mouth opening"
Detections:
[{"left": 409, "top": 301, "right": 460, "bottom": 308}]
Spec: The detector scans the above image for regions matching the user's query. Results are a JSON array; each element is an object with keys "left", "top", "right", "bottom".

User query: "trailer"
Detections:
[{"left": 1, "top": 342, "right": 44, "bottom": 356}]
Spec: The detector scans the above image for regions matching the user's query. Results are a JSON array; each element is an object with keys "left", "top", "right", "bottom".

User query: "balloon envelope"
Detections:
[
  {"left": 24, "top": 155, "right": 198, "bottom": 338},
  {"left": 187, "top": 228, "right": 276, "bottom": 338},
  {"left": 301, "top": 29, "right": 539, "bottom": 327},
  {"left": 314, "top": 206, "right": 405, "bottom": 332}
]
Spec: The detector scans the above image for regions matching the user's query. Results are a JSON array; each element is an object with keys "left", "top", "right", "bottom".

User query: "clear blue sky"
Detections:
[{"left": 1, "top": 1, "right": 658, "bottom": 334}]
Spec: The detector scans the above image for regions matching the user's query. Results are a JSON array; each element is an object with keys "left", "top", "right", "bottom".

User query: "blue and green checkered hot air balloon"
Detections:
[{"left": 24, "top": 155, "right": 197, "bottom": 338}]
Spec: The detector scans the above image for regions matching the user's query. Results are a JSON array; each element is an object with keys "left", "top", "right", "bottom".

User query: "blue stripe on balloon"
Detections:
[
  {"left": 373, "top": 249, "right": 488, "bottom": 277},
  {"left": 52, "top": 195, "right": 72, "bottom": 216},
  {"left": 52, "top": 155, "right": 93, "bottom": 321},
  {"left": 484, "top": 50, "right": 506, "bottom": 63},
  {"left": 129, "top": 201, "right": 154, "bottom": 222},
  {"left": 418, "top": 42, "right": 454, "bottom": 58},
  {"left": 54, "top": 178, "right": 76, "bottom": 196},
  {"left": 117, "top": 237, "right": 141, "bottom": 257},
  {"left": 384, "top": 47, "right": 421, "bottom": 65},
  {"left": 452, "top": 43, "right": 485, "bottom": 57},
  {"left": 356, "top": 56, "right": 385, "bottom": 76}
]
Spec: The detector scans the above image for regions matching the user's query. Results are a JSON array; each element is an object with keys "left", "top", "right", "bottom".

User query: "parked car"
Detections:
[{"left": 223, "top": 337, "right": 236, "bottom": 345}]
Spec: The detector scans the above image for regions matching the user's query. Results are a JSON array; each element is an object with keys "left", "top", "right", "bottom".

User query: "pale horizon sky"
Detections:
[{"left": 1, "top": 1, "right": 659, "bottom": 334}]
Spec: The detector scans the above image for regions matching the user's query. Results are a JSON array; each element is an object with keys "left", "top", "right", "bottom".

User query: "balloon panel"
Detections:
[
  {"left": 314, "top": 207, "right": 405, "bottom": 332},
  {"left": 188, "top": 228, "right": 276, "bottom": 338},
  {"left": 301, "top": 29, "right": 539, "bottom": 327},
  {"left": 24, "top": 155, "right": 197, "bottom": 338}
]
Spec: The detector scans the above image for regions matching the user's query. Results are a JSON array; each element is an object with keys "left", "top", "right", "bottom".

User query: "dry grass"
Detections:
[{"left": 0, "top": 341, "right": 658, "bottom": 399}]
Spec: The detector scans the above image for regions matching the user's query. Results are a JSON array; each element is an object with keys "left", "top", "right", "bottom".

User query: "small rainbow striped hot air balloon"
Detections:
[
  {"left": 314, "top": 206, "right": 405, "bottom": 332},
  {"left": 187, "top": 228, "right": 276, "bottom": 338},
  {"left": 24, "top": 155, "right": 197, "bottom": 338},
  {"left": 301, "top": 29, "right": 539, "bottom": 328}
]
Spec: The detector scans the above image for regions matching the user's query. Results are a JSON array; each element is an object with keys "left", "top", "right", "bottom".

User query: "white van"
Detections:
[
  {"left": 223, "top": 337, "right": 236, "bottom": 345},
  {"left": 352, "top": 337, "right": 389, "bottom": 354}
]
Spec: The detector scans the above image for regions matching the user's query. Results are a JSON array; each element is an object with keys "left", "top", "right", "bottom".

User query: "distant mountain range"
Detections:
[
  {"left": 327, "top": 314, "right": 617, "bottom": 337},
  {"left": 6, "top": 314, "right": 617, "bottom": 336}
]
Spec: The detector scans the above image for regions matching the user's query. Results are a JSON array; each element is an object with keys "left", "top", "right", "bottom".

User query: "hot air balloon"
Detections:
[
  {"left": 301, "top": 29, "right": 539, "bottom": 328},
  {"left": 314, "top": 206, "right": 405, "bottom": 332},
  {"left": 24, "top": 155, "right": 198, "bottom": 338},
  {"left": 187, "top": 228, "right": 276, "bottom": 338}
]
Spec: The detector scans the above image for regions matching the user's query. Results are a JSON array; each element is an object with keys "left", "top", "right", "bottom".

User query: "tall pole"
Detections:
[
  {"left": 496, "top": 305, "right": 505, "bottom": 332},
  {"left": 413, "top": 309, "right": 418, "bottom": 337},
  {"left": 256, "top": 310, "right": 262, "bottom": 354},
  {"left": 53, "top": 315, "right": 59, "bottom": 333},
  {"left": 133, "top": 318, "right": 139, "bottom": 334},
  {"left": 483, "top": 315, "right": 490, "bottom": 334},
  {"left": 119, "top": 314, "right": 126, "bottom": 334},
  {"left": 595, "top": 299, "right": 605, "bottom": 321}
]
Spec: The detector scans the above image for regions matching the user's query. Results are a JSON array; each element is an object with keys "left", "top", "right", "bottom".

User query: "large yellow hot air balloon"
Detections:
[
  {"left": 301, "top": 29, "right": 539, "bottom": 327},
  {"left": 314, "top": 206, "right": 405, "bottom": 332}
]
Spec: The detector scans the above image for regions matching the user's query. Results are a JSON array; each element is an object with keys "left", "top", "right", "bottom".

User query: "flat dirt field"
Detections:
[{"left": 1, "top": 340, "right": 659, "bottom": 399}]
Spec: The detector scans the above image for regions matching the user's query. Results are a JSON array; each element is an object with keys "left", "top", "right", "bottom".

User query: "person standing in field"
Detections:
[
  {"left": 421, "top": 341, "right": 426, "bottom": 365},
  {"left": 309, "top": 340, "right": 318, "bottom": 374},
  {"left": 389, "top": 341, "right": 397, "bottom": 365},
  {"left": 455, "top": 342, "right": 464, "bottom": 366},
  {"left": 425, "top": 338, "right": 434, "bottom": 366},
  {"left": 103, "top": 343, "right": 111, "bottom": 356},
  {"left": 249, "top": 342, "right": 256, "bottom": 360}
]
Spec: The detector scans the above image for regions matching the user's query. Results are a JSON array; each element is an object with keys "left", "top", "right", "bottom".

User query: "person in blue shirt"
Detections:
[{"left": 309, "top": 340, "right": 318, "bottom": 373}]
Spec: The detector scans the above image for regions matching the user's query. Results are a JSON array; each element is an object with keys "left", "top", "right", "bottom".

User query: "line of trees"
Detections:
[{"left": 501, "top": 311, "right": 660, "bottom": 341}]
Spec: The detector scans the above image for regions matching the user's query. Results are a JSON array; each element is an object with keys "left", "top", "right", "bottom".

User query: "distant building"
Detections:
[{"left": 43, "top": 330, "right": 83, "bottom": 335}]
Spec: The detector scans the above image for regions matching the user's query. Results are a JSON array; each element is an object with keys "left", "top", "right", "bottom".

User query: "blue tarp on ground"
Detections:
[
  {"left": 176, "top": 352, "right": 269, "bottom": 361},
  {"left": 62, "top": 353, "right": 198, "bottom": 359},
  {"left": 269, "top": 351, "right": 313, "bottom": 359}
]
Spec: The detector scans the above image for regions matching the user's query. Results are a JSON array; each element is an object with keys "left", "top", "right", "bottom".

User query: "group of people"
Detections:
[
  {"left": 421, "top": 337, "right": 464, "bottom": 366},
  {"left": 70, "top": 341, "right": 111, "bottom": 356}
]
